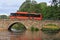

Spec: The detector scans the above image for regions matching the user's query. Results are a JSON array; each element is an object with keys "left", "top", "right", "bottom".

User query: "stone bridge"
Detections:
[
  {"left": 0, "top": 19, "right": 60, "bottom": 30},
  {"left": 0, "top": 19, "right": 42, "bottom": 30}
]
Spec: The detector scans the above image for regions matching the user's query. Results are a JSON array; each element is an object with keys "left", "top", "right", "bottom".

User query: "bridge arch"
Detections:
[{"left": 8, "top": 22, "right": 27, "bottom": 32}]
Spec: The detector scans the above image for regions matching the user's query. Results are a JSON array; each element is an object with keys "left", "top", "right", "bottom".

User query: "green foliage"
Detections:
[
  {"left": 35, "top": 28, "right": 39, "bottom": 31},
  {"left": 41, "top": 28, "right": 60, "bottom": 31},
  {"left": 12, "top": 23, "right": 26, "bottom": 30},
  {"left": 18, "top": 0, "right": 42, "bottom": 13},
  {"left": 0, "top": 15, "right": 8, "bottom": 19},
  {"left": 41, "top": 24, "right": 60, "bottom": 34},
  {"left": 45, "top": 24, "right": 57, "bottom": 26},
  {"left": 18, "top": 0, "right": 60, "bottom": 20},
  {"left": 52, "top": 0, "right": 60, "bottom": 6},
  {"left": 31, "top": 26, "right": 35, "bottom": 31},
  {"left": 31, "top": 26, "right": 39, "bottom": 32},
  {"left": 43, "top": 24, "right": 59, "bottom": 29},
  {"left": 41, "top": 27, "right": 60, "bottom": 34}
]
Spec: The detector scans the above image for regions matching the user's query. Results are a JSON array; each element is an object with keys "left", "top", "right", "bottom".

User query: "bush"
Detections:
[
  {"left": 31, "top": 27, "right": 35, "bottom": 31},
  {"left": 45, "top": 24, "right": 57, "bottom": 26},
  {"left": 35, "top": 28, "right": 39, "bottom": 31},
  {"left": 12, "top": 23, "right": 26, "bottom": 31},
  {"left": 31, "top": 26, "right": 39, "bottom": 31},
  {"left": 41, "top": 24, "right": 60, "bottom": 34},
  {"left": 43, "top": 24, "right": 60, "bottom": 29}
]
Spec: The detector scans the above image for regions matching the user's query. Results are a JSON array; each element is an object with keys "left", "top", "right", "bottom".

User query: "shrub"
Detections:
[
  {"left": 12, "top": 23, "right": 26, "bottom": 31},
  {"left": 41, "top": 24, "right": 60, "bottom": 34},
  {"left": 35, "top": 28, "right": 39, "bottom": 31},
  {"left": 31, "top": 26, "right": 39, "bottom": 31},
  {"left": 31, "top": 27, "right": 35, "bottom": 31},
  {"left": 45, "top": 24, "right": 57, "bottom": 26}
]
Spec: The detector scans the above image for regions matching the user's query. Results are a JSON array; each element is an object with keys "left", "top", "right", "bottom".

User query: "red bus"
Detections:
[{"left": 10, "top": 12, "right": 42, "bottom": 20}]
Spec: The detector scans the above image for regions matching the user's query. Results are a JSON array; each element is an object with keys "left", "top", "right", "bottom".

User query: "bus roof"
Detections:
[{"left": 16, "top": 12, "right": 28, "bottom": 14}]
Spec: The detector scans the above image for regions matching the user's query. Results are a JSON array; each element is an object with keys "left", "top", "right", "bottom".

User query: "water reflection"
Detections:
[
  {"left": 42, "top": 30, "right": 60, "bottom": 35},
  {"left": 0, "top": 31, "right": 42, "bottom": 40},
  {"left": 0, "top": 30, "right": 60, "bottom": 40},
  {"left": 42, "top": 31, "right": 60, "bottom": 40},
  {"left": 8, "top": 31, "right": 41, "bottom": 40}
]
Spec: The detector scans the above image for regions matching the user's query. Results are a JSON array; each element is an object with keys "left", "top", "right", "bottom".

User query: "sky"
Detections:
[{"left": 0, "top": 0, "right": 51, "bottom": 15}]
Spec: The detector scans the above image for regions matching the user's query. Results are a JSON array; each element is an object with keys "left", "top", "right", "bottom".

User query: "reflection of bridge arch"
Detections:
[{"left": 8, "top": 22, "right": 27, "bottom": 31}]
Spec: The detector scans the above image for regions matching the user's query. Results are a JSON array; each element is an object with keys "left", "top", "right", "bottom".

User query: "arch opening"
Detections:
[{"left": 8, "top": 22, "right": 27, "bottom": 32}]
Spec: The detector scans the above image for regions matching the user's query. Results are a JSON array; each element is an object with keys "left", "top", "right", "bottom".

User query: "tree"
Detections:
[
  {"left": 18, "top": 0, "right": 31, "bottom": 12},
  {"left": 51, "top": 0, "right": 60, "bottom": 6},
  {"left": 18, "top": 0, "right": 60, "bottom": 20},
  {"left": 18, "top": 0, "right": 38, "bottom": 13},
  {"left": 38, "top": 2, "right": 47, "bottom": 19},
  {"left": 50, "top": 0, "right": 60, "bottom": 20},
  {"left": 0, "top": 15, "right": 8, "bottom": 19}
]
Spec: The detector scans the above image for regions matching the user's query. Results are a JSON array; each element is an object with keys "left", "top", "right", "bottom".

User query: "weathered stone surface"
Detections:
[{"left": 0, "top": 19, "right": 60, "bottom": 30}]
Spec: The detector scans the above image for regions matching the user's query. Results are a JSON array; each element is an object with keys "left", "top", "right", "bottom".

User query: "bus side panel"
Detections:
[
  {"left": 29, "top": 17, "right": 33, "bottom": 20},
  {"left": 34, "top": 17, "right": 42, "bottom": 20},
  {"left": 16, "top": 16, "right": 28, "bottom": 20},
  {"left": 10, "top": 16, "right": 16, "bottom": 19},
  {"left": 34, "top": 15, "right": 42, "bottom": 20}
]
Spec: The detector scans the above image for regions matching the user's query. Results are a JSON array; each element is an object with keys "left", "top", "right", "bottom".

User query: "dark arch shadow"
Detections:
[{"left": 8, "top": 22, "right": 27, "bottom": 32}]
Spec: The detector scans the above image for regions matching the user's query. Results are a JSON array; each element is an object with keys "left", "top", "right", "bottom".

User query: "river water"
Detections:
[{"left": 0, "top": 30, "right": 60, "bottom": 40}]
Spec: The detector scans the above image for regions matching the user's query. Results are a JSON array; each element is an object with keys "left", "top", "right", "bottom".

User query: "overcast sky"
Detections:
[{"left": 0, "top": 0, "right": 51, "bottom": 15}]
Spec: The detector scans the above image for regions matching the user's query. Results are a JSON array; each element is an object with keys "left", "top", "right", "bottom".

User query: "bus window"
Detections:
[
  {"left": 16, "top": 14, "right": 40, "bottom": 17},
  {"left": 27, "top": 14, "right": 40, "bottom": 17},
  {"left": 10, "top": 13, "right": 16, "bottom": 16}
]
